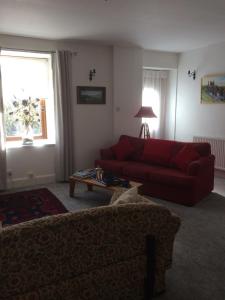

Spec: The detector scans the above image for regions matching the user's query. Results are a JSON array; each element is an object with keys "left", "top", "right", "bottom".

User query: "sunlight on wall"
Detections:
[{"left": 142, "top": 87, "right": 159, "bottom": 132}]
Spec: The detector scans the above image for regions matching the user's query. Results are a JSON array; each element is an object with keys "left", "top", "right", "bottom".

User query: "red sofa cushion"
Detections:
[
  {"left": 95, "top": 159, "right": 129, "bottom": 176},
  {"left": 173, "top": 145, "right": 200, "bottom": 172},
  {"left": 173, "top": 141, "right": 211, "bottom": 157},
  {"left": 147, "top": 167, "right": 195, "bottom": 188},
  {"left": 142, "top": 139, "right": 176, "bottom": 166},
  {"left": 122, "top": 162, "right": 160, "bottom": 180},
  {"left": 100, "top": 148, "right": 115, "bottom": 160},
  {"left": 119, "top": 135, "right": 145, "bottom": 161},
  {"left": 111, "top": 138, "right": 135, "bottom": 161}
]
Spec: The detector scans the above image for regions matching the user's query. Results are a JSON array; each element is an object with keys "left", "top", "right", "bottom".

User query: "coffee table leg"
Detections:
[
  {"left": 87, "top": 184, "right": 93, "bottom": 191},
  {"left": 69, "top": 179, "right": 76, "bottom": 197}
]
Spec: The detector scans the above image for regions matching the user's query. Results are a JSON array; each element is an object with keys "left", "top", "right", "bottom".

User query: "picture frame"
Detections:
[
  {"left": 201, "top": 74, "right": 225, "bottom": 104},
  {"left": 77, "top": 86, "right": 106, "bottom": 104}
]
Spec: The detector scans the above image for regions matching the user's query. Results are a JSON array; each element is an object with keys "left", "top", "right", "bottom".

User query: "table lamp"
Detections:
[{"left": 134, "top": 106, "right": 156, "bottom": 138}]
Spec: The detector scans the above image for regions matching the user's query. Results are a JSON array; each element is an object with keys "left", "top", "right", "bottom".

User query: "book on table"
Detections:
[
  {"left": 90, "top": 173, "right": 130, "bottom": 188},
  {"left": 72, "top": 169, "right": 96, "bottom": 178}
]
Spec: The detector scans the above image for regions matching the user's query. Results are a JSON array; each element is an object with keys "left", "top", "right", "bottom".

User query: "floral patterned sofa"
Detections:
[{"left": 1, "top": 200, "right": 180, "bottom": 299}]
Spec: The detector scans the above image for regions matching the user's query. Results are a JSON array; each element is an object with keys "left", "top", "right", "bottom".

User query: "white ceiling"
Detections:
[{"left": 1, "top": 0, "right": 225, "bottom": 52}]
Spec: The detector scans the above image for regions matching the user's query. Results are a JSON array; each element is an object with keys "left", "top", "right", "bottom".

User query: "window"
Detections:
[
  {"left": 142, "top": 87, "right": 160, "bottom": 132},
  {"left": 0, "top": 50, "right": 55, "bottom": 145},
  {"left": 142, "top": 69, "right": 168, "bottom": 138}
]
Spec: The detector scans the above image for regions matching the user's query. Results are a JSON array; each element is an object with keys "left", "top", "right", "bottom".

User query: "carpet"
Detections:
[{"left": 0, "top": 188, "right": 68, "bottom": 227}]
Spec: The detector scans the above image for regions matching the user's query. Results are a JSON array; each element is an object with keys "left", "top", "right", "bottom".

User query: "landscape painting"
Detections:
[
  {"left": 77, "top": 86, "right": 106, "bottom": 104},
  {"left": 201, "top": 74, "right": 225, "bottom": 104}
]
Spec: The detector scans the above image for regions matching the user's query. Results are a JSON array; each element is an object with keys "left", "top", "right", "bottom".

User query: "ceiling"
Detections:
[{"left": 1, "top": 0, "right": 225, "bottom": 52}]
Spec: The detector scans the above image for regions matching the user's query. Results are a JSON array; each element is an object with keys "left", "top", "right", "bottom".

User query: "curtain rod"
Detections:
[
  {"left": 1, "top": 47, "right": 55, "bottom": 54},
  {"left": 1, "top": 47, "right": 77, "bottom": 55},
  {"left": 143, "top": 67, "right": 170, "bottom": 71},
  {"left": 143, "top": 67, "right": 178, "bottom": 73}
]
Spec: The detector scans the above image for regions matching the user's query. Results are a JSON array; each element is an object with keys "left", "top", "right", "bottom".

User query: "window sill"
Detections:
[{"left": 6, "top": 140, "right": 55, "bottom": 149}]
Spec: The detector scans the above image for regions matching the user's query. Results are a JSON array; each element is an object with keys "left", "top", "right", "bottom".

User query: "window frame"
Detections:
[{"left": 0, "top": 49, "right": 54, "bottom": 144}]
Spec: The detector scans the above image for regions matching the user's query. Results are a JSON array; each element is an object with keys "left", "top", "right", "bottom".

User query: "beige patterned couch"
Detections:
[{"left": 0, "top": 202, "right": 180, "bottom": 300}]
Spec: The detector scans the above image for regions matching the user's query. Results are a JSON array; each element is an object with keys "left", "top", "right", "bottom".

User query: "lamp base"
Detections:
[{"left": 139, "top": 123, "right": 150, "bottom": 139}]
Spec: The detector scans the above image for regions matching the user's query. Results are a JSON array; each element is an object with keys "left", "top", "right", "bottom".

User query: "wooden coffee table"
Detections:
[{"left": 69, "top": 175, "right": 142, "bottom": 197}]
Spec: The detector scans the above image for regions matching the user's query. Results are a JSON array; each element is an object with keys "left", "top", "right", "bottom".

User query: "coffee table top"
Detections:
[{"left": 69, "top": 175, "right": 142, "bottom": 192}]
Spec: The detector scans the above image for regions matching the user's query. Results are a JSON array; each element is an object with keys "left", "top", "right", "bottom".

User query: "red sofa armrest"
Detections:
[
  {"left": 100, "top": 148, "right": 115, "bottom": 160},
  {"left": 187, "top": 155, "right": 215, "bottom": 176}
]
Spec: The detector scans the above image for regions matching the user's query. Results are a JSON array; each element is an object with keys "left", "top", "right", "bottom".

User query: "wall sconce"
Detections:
[
  {"left": 89, "top": 69, "right": 96, "bottom": 81},
  {"left": 188, "top": 70, "right": 196, "bottom": 80}
]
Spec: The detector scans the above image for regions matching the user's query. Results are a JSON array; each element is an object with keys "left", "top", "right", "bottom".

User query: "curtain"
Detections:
[
  {"left": 0, "top": 49, "right": 7, "bottom": 190},
  {"left": 53, "top": 50, "right": 74, "bottom": 181},
  {"left": 142, "top": 69, "right": 168, "bottom": 138}
]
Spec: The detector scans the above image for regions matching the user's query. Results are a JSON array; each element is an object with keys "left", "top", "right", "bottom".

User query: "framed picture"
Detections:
[
  {"left": 201, "top": 74, "right": 225, "bottom": 104},
  {"left": 77, "top": 86, "right": 106, "bottom": 104}
]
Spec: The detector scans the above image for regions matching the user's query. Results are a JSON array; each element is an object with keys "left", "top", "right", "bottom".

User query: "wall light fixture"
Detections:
[
  {"left": 89, "top": 69, "right": 96, "bottom": 81},
  {"left": 188, "top": 70, "right": 196, "bottom": 80}
]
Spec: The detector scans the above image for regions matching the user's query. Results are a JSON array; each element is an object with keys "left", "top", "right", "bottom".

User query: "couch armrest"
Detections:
[
  {"left": 100, "top": 147, "right": 115, "bottom": 160},
  {"left": 187, "top": 155, "right": 215, "bottom": 176}
]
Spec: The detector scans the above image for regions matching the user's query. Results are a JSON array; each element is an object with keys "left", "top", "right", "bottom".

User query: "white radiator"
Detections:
[{"left": 193, "top": 136, "right": 225, "bottom": 170}]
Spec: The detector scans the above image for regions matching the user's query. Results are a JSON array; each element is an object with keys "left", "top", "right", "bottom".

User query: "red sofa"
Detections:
[{"left": 95, "top": 135, "right": 215, "bottom": 206}]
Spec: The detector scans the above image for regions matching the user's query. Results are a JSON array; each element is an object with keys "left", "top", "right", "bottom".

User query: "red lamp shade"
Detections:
[{"left": 134, "top": 106, "right": 157, "bottom": 118}]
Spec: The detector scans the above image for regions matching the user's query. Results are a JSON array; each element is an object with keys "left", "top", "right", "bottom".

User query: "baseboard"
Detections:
[
  {"left": 7, "top": 174, "right": 55, "bottom": 189},
  {"left": 215, "top": 169, "right": 225, "bottom": 179}
]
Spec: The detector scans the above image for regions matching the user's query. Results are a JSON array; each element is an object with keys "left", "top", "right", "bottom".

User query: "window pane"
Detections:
[{"left": 0, "top": 51, "right": 52, "bottom": 141}]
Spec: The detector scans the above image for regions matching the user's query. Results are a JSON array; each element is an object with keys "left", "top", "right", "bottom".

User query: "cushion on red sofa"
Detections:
[
  {"left": 111, "top": 138, "right": 135, "bottom": 161},
  {"left": 146, "top": 167, "right": 195, "bottom": 188},
  {"left": 172, "top": 145, "right": 200, "bottom": 172},
  {"left": 173, "top": 141, "right": 210, "bottom": 157},
  {"left": 95, "top": 159, "right": 129, "bottom": 175},
  {"left": 119, "top": 135, "right": 145, "bottom": 161},
  {"left": 142, "top": 139, "right": 176, "bottom": 166},
  {"left": 122, "top": 162, "right": 160, "bottom": 180}
]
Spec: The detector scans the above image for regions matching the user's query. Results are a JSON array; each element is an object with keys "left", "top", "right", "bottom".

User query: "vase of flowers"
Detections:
[
  {"left": 8, "top": 96, "right": 41, "bottom": 145},
  {"left": 21, "top": 124, "right": 34, "bottom": 145}
]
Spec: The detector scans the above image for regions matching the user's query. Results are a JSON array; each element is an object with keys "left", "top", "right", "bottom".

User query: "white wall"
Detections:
[
  {"left": 176, "top": 42, "right": 225, "bottom": 141},
  {"left": 165, "top": 69, "right": 178, "bottom": 140},
  {"left": 70, "top": 43, "right": 113, "bottom": 170},
  {"left": 143, "top": 49, "right": 178, "bottom": 69},
  {"left": 113, "top": 46, "right": 143, "bottom": 140},
  {"left": 0, "top": 34, "right": 56, "bottom": 52},
  {"left": 7, "top": 146, "right": 55, "bottom": 188}
]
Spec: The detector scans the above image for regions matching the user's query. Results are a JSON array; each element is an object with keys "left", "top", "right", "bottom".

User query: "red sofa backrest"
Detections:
[
  {"left": 119, "top": 135, "right": 211, "bottom": 163},
  {"left": 119, "top": 135, "right": 146, "bottom": 161},
  {"left": 172, "top": 141, "right": 211, "bottom": 157}
]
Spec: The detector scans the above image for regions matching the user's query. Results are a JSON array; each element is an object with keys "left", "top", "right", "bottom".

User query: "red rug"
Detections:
[{"left": 0, "top": 188, "right": 68, "bottom": 227}]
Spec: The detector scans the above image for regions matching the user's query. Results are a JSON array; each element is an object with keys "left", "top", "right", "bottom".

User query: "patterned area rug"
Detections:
[{"left": 0, "top": 188, "right": 68, "bottom": 227}]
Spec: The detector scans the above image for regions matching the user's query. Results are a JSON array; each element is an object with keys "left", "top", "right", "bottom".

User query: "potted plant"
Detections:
[{"left": 8, "top": 96, "right": 41, "bottom": 145}]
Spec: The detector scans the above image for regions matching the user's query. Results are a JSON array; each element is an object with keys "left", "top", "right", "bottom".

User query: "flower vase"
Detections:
[{"left": 22, "top": 125, "right": 34, "bottom": 145}]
